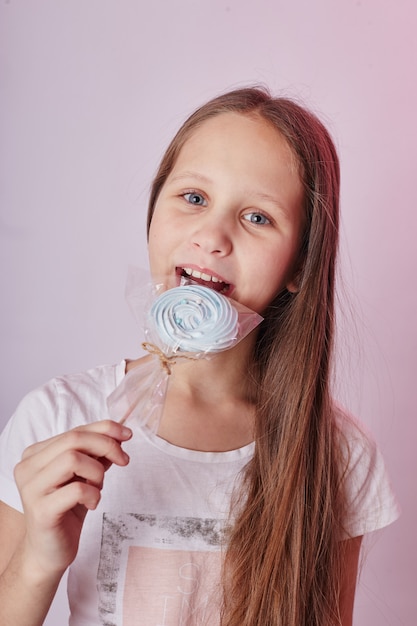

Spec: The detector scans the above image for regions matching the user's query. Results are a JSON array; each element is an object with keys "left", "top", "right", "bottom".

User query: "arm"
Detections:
[
  {"left": 0, "top": 501, "right": 60, "bottom": 626},
  {"left": 0, "top": 420, "right": 132, "bottom": 626},
  {"left": 338, "top": 535, "right": 363, "bottom": 626}
]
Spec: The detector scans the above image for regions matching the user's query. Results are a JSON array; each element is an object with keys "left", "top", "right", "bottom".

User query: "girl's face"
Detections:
[{"left": 148, "top": 112, "right": 304, "bottom": 314}]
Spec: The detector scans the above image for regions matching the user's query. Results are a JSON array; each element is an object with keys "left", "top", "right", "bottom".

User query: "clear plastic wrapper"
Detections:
[{"left": 107, "top": 267, "right": 263, "bottom": 432}]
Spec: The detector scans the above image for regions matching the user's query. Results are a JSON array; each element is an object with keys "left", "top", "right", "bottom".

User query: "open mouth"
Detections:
[{"left": 176, "top": 267, "right": 233, "bottom": 296}]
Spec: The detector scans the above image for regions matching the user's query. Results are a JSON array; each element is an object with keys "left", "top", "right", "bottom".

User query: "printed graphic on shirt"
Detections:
[{"left": 97, "top": 513, "right": 226, "bottom": 626}]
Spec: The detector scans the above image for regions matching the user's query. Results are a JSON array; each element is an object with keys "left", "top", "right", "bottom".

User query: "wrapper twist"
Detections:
[{"left": 147, "top": 284, "right": 239, "bottom": 353}]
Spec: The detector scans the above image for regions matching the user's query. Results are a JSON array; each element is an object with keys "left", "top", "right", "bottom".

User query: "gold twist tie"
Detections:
[{"left": 141, "top": 342, "right": 197, "bottom": 375}]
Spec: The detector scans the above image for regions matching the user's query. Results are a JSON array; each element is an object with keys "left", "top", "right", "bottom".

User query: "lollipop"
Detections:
[
  {"left": 148, "top": 284, "right": 239, "bottom": 353},
  {"left": 107, "top": 269, "right": 263, "bottom": 431}
]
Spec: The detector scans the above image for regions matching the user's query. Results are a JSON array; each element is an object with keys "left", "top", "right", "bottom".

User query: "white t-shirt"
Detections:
[{"left": 0, "top": 362, "right": 400, "bottom": 626}]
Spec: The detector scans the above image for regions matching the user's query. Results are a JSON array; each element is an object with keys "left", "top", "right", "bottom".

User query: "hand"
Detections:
[{"left": 13, "top": 420, "right": 132, "bottom": 580}]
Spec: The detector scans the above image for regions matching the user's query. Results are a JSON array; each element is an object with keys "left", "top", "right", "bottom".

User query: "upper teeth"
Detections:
[{"left": 183, "top": 267, "right": 220, "bottom": 283}]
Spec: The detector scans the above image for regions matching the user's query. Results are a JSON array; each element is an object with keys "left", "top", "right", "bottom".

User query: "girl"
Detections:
[{"left": 0, "top": 87, "right": 399, "bottom": 626}]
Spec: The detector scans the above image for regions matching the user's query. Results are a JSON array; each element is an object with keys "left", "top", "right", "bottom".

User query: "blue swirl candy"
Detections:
[{"left": 148, "top": 284, "right": 239, "bottom": 353}]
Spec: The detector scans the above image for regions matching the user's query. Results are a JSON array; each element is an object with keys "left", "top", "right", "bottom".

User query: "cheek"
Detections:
[
  {"left": 148, "top": 210, "right": 161, "bottom": 240},
  {"left": 148, "top": 213, "right": 168, "bottom": 253},
  {"left": 246, "top": 249, "right": 297, "bottom": 305},
  {"left": 147, "top": 228, "right": 166, "bottom": 274}
]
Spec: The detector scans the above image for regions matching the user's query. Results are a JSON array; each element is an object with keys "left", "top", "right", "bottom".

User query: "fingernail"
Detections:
[{"left": 121, "top": 426, "right": 133, "bottom": 439}]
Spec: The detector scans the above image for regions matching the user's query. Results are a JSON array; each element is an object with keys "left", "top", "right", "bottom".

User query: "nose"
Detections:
[{"left": 191, "top": 215, "right": 233, "bottom": 256}]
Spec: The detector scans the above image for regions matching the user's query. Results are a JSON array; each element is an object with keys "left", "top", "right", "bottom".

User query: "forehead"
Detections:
[
  {"left": 172, "top": 112, "right": 300, "bottom": 178},
  {"left": 184, "top": 111, "right": 294, "bottom": 151}
]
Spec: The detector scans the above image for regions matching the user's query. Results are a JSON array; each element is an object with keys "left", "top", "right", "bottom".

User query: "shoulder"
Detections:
[
  {"left": 2, "top": 361, "right": 125, "bottom": 440},
  {"left": 333, "top": 404, "right": 378, "bottom": 469},
  {"left": 332, "top": 404, "right": 400, "bottom": 538},
  {"left": 50, "top": 361, "right": 126, "bottom": 422}
]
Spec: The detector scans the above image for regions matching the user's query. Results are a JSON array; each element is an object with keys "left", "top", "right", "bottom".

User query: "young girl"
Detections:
[{"left": 0, "top": 87, "right": 399, "bottom": 626}]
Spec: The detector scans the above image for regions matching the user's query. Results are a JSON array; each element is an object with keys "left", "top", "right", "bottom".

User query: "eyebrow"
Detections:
[{"left": 168, "top": 171, "right": 213, "bottom": 185}]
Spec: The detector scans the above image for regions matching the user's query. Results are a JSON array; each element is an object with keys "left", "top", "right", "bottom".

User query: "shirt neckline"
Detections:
[{"left": 116, "top": 359, "right": 255, "bottom": 463}]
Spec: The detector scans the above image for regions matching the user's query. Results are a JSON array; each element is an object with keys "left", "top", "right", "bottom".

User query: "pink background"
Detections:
[{"left": 0, "top": 1, "right": 415, "bottom": 623}]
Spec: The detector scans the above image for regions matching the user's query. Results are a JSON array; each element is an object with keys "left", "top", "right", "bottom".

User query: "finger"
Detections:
[
  {"left": 15, "top": 432, "right": 130, "bottom": 491},
  {"left": 20, "top": 427, "right": 130, "bottom": 470},
  {"left": 52, "top": 481, "right": 102, "bottom": 512},
  {"left": 21, "top": 420, "right": 132, "bottom": 460},
  {"left": 73, "top": 420, "right": 133, "bottom": 441},
  {"left": 31, "top": 481, "right": 103, "bottom": 525},
  {"left": 33, "top": 451, "right": 109, "bottom": 495}
]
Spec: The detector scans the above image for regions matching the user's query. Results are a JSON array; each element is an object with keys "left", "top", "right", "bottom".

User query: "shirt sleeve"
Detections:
[
  {"left": 336, "top": 409, "right": 401, "bottom": 538},
  {"left": 0, "top": 362, "right": 122, "bottom": 513},
  {"left": 0, "top": 380, "right": 61, "bottom": 512}
]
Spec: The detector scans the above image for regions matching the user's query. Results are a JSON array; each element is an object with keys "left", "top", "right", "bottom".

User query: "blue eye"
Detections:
[
  {"left": 243, "top": 212, "right": 270, "bottom": 225},
  {"left": 183, "top": 192, "right": 207, "bottom": 206}
]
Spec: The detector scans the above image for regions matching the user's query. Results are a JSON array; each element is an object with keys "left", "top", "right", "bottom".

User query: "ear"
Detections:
[
  {"left": 286, "top": 266, "right": 302, "bottom": 293},
  {"left": 286, "top": 254, "right": 305, "bottom": 293},
  {"left": 286, "top": 279, "right": 299, "bottom": 294}
]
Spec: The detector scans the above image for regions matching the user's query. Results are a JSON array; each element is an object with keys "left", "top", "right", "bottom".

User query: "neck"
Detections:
[
  {"left": 129, "top": 332, "right": 258, "bottom": 452},
  {"left": 171, "top": 334, "right": 256, "bottom": 400}
]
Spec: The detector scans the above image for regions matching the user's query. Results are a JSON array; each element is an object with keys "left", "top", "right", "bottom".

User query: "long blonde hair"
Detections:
[{"left": 147, "top": 87, "right": 346, "bottom": 625}]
